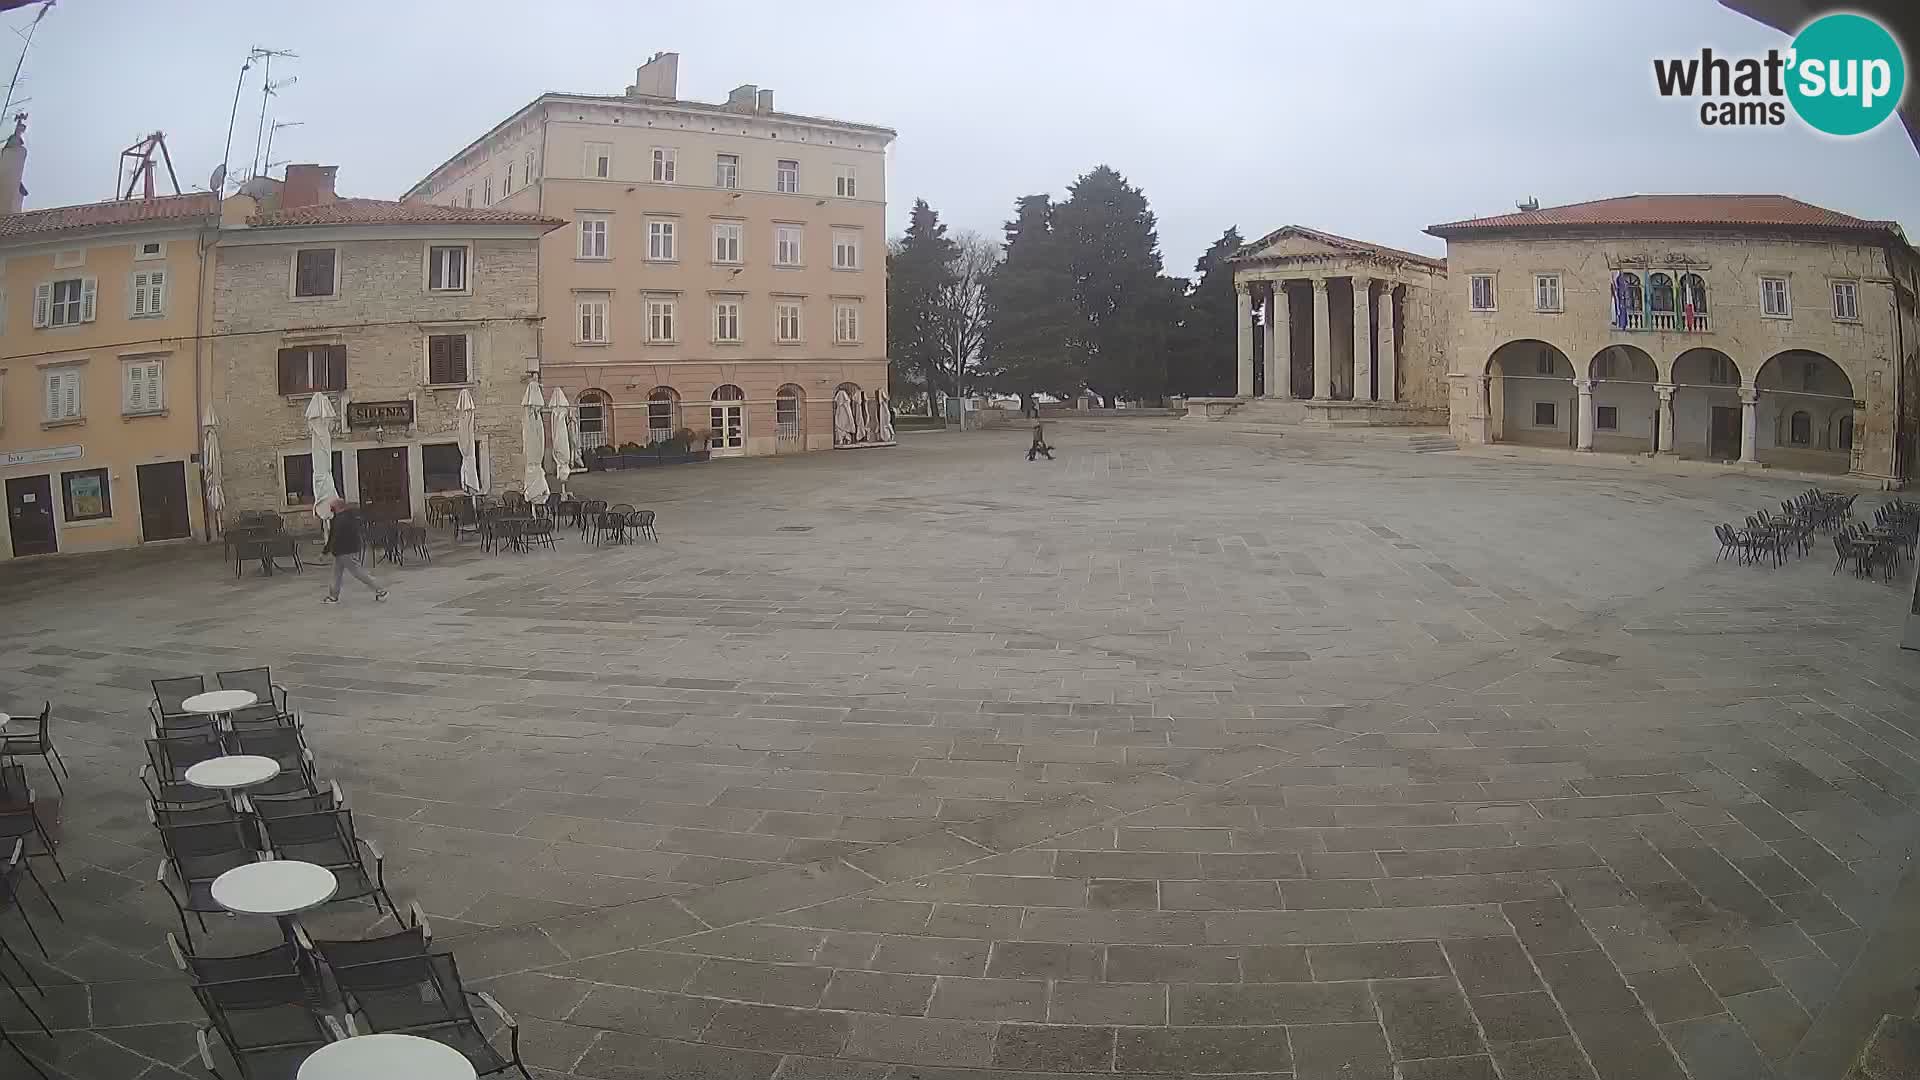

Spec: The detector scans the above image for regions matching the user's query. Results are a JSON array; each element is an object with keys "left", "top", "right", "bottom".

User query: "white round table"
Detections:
[
  {"left": 212, "top": 860, "right": 338, "bottom": 919},
  {"left": 298, "top": 1033, "right": 475, "bottom": 1080},
  {"left": 184, "top": 754, "right": 281, "bottom": 808},
  {"left": 181, "top": 689, "right": 258, "bottom": 715}
]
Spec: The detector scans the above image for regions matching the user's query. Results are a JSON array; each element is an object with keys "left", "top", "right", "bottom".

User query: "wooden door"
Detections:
[
  {"left": 1709, "top": 407, "right": 1742, "bottom": 460},
  {"left": 136, "top": 462, "right": 191, "bottom": 541},
  {"left": 5, "top": 474, "right": 57, "bottom": 556},
  {"left": 356, "top": 447, "right": 411, "bottom": 520}
]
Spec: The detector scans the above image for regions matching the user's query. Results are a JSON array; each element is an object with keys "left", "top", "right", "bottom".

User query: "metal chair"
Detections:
[
  {"left": 192, "top": 973, "right": 344, "bottom": 1080},
  {"left": 326, "top": 952, "right": 530, "bottom": 1079},
  {"left": 0, "top": 1016, "right": 50, "bottom": 1079},
  {"left": 153, "top": 676, "right": 207, "bottom": 724},
  {"left": 169, "top": 932, "right": 302, "bottom": 987},
  {"left": 0, "top": 785, "right": 62, "bottom": 883},
  {"left": 578, "top": 500, "right": 607, "bottom": 540},
  {"left": 0, "top": 704, "right": 65, "bottom": 797},
  {"left": 153, "top": 815, "right": 261, "bottom": 940},
  {"left": 257, "top": 810, "right": 395, "bottom": 916},
  {"left": 217, "top": 668, "right": 290, "bottom": 715},
  {"left": 2, "top": 838, "right": 61, "bottom": 957},
  {"left": 298, "top": 901, "right": 434, "bottom": 973},
  {"left": 0, "top": 929, "right": 50, "bottom": 1039}
]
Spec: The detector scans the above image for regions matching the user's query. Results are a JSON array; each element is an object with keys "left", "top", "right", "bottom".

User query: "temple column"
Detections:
[
  {"left": 1352, "top": 276, "right": 1375, "bottom": 401},
  {"left": 1263, "top": 285, "right": 1287, "bottom": 399},
  {"left": 1236, "top": 283, "right": 1254, "bottom": 398},
  {"left": 1575, "top": 378, "right": 1595, "bottom": 450},
  {"left": 1377, "top": 285, "right": 1397, "bottom": 403},
  {"left": 1654, "top": 384, "right": 1676, "bottom": 455},
  {"left": 1739, "top": 388, "right": 1759, "bottom": 463},
  {"left": 1312, "top": 278, "right": 1332, "bottom": 400}
]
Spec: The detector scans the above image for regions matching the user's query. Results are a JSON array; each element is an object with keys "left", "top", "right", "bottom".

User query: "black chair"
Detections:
[
  {"left": 299, "top": 901, "right": 434, "bottom": 972},
  {"left": 140, "top": 761, "right": 232, "bottom": 817},
  {"left": 153, "top": 676, "right": 207, "bottom": 724},
  {"left": 0, "top": 785, "right": 62, "bottom": 882},
  {"left": 626, "top": 510, "right": 657, "bottom": 542},
  {"left": 192, "top": 973, "right": 343, "bottom": 1080},
  {"left": 327, "top": 952, "right": 530, "bottom": 1079},
  {"left": 154, "top": 816, "right": 260, "bottom": 939},
  {"left": 0, "top": 704, "right": 65, "bottom": 797},
  {"left": 0, "top": 925, "right": 50, "bottom": 1039},
  {"left": 2, "top": 838, "right": 61, "bottom": 957},
  {"left": 226, "top": 728, "right": 318, "bottom": 796},
  {"left": 250, "top": 781, "right": 342, "bottom": 821},
  {"left": 169, "top": 932, "right": 302, "bottom": 987},
  {"left": 217, "top": 668, "right": 290, "bottom": 716},
  {"left": 148, "top": 731, "right": 228, "bottom": 784},
  {"left": 578, "top": 500, "right": 607, "bottom": 540},
  {"left": 522, "top": 518, "right": 557, "bottom": 551},
  {"left": 1, "top": 1017, "right": 50, "bottom": 1079},
  {"left": 258, "top": 810, "right": 395, "bottom": 916}
]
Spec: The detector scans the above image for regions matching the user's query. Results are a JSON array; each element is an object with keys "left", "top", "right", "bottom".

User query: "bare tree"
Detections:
[{"left": 935, "top": 229, "right": 1001, "bottom": 407}]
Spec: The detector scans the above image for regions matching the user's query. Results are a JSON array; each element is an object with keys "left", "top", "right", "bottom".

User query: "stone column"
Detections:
[
  {"left": 1311, "top": 278, "right": 1332, "bottom": 400},
  {"left": 1263, "top": 285, "right": 1287, "bottom": 399},
  {"left": 1574, "top": 378, "right": 1595, "bottom": 451},
  {"left": 1739, "top": 388, "right": 1759, "bottom": 463},
  {"left": 1236, "top": 284, "right": 1254, "bottom": 398},
  {"left": 1376, "top": 285, "right": 1397, "bottom": 403},
  {"left": 1654, "top": 384, "right": 1676, "bottom": 455},
  {"left": 1352, "top": 276, "right": 1374, "bottom": 401}
]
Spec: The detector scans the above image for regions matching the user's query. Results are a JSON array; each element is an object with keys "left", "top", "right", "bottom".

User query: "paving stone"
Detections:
[
  {"left": 1443, "top": 937, "right": 1542, "bottom": 996},
  {"left": 870, "top": 937, "right": 990, "bottom": 976},
  {"left": 701, "top": 1002, "right": 852, "bottom": 1056},
  {"left": 1374, "top": 977, "right": 1485, "bottom": 1060},
  {"left": 1114, "top": 1026, "right": 1293, "bottom": 1073},
  {"left": 1533, "top": 951, "right": 1642, "bottom": 1016},
  {"left": 821, "top": 971, "right": 936, "bottom": 1015},
  {"left": 574, "top": 1032, "right": 783, "bottom": 1079},
  {"left": 1690, "top": 946, "right": 1779, "bottom": 997},
  {"left": 1626, "top": 965, "right": 1724, "bottom": 1023},
  {"left": 1660, "top": 1013, "right": 1776, "bottom": 1080},
  {"left": 1308, "top": 941, "right": 1449, "bottom": 980},
  {"left": 1395, "top": 1056, "right": 1501, "bottom": 1080},
  {"left": 1105, "top": 944, "right": 1243, "bottom": 983},
  {"left": 1722, "top": 985, "right": 1810, "bottom": 1061},
  {"left": 566, "top": 986, "right": 720, "bottom": 1038},
  {"left": 985, "top": 942, "right": 1102, "bottom": 982},
  {"left": 1489, "top": 1037, "right": 1600, "bottom": 1080},
  {"left": 1289, "top": 1022, "right": 1393, "bottom": 1080},
  {"left": 1047, "top": 982, "right": 1166, "bottom": 1024},
  {"left": 1467, "top": 990, "right": 1571, "bottom": 1044},
  {"left": 926, "top": 977, "right": 1049, "bottom": 1022},
  {"left": 843, "top": 1015, "right": 998, "bottom": 1068},
  {"left": 1172, "top": 981, "right": 1376, "bottom": 1025},
  {"left": 686, "top": 959, "right": 833, "bottom": 1007},
  {"left": 989, "top": 1024, "right": 1116, "bottom": 1071},
  {"left": 1239, "top": 944, "right": 1313, "bottom": 982}
]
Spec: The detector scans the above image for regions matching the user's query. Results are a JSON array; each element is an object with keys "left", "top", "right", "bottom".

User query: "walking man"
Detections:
[
  {"left": 1027, "top": 422, "right": 1054, "bottom": 461},
  {"left": 320, "top": 497, "right": 387, "bottom": 604}
]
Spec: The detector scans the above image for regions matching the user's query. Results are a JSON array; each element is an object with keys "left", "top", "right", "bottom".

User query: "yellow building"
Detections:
[
  {"left": 405, "top": 53, "right": 895, "bottom": 457},
  {"left": 0, "top": 122, "right": 219, "bottom": 560}
]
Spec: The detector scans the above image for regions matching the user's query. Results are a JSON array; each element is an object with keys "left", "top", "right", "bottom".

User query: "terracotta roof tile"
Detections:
[
  {"left": 1426, "top": 194, "right": 1902, "bottom": 237},
  {"left": 0, "top": 192, "right": 217, "bottom": 242},
  {"left": 247, "top": 197, "right": 564, "bottom": 230}
]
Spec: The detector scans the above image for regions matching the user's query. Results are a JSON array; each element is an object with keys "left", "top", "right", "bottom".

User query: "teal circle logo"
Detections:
[{"left": 1787, "top": 13, "right": 1906, "bottom": 136}]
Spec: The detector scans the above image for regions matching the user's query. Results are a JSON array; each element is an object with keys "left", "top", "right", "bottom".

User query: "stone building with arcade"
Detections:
[{"left": 1427, "top": 195, "right": 1920, "bottom": 484}]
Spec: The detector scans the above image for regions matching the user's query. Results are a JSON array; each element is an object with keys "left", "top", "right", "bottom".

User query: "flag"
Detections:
[
  {"left": 1611, "top": 272, "right": 1630, "bottom": 329},
  {"left": 1683, "top": 301, "right": 1696, "bottom": 332}
]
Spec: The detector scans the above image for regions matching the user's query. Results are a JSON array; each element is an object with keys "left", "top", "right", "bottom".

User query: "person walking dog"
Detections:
[
  {"left": 1027, "top": 422, "right": 1055, "bottom": 461},
  {"left": 320, "top": 497, "right": 388, "bottom": 604}
]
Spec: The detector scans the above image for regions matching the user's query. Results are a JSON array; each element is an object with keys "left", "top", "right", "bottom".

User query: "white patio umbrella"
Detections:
[
  {"left": 202, "top": 408, "right": 225, "bottom": 521},
  {"left": 456, "top": 389, "right": 482, "bottom": 495},
  {"left": 521, "top": 380, "right": 551, "bottom": 504},
  {"left": 548, "top": 387, "right": 576, "bottom": 496},
  {"left": 305, "top": 392, "right": 339, "bottom": 520}
]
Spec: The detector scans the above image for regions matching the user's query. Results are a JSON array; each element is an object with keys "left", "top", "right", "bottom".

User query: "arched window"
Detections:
[
  {"left": 1789, "top": 410, "right": 1812, "bottom": 446},
  {"left": 576, "top": 389, "right": 611, "bottom": 449},
  {"left": 712, "top": 384, "right": 745, "bottom": 401},
  {"left": 1648, "top": 272, "right": 1675, "bottom": 313},
  {"left": 1679, "top": 273, "right": 1708, "bottom": 313},
  {"left": 776, "top": 384, "right": 804, "bottom": 437},
  {"left": 646, "top": 387, "right": 680, "bottom": 443},
  {"left": 1614, "top": 272, "right": 1644, "bottom": 329},
  {"left": 1838, "top": 414, "right": 1854, "bottom": 450}
]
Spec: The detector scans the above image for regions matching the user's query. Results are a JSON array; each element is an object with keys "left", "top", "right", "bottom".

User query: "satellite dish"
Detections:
[{"left": 208, "top": 164, "right": 226, "bottom": 192}]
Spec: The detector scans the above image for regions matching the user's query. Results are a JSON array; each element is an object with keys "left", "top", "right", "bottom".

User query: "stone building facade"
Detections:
[
  {"left": 1225, "top": 227, "right": 1450, "bottom": 425},
  {"left": 404, "top": 52, "right": 895, "bottom": 458},
  {"left": 1427, "top": 195, "right": 1920, "bottom": 483},
  {"left": 209, "top": 166, "right": 562, "bottom": 523}
]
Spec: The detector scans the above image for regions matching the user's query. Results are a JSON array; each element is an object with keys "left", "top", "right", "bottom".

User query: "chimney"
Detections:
[
  {"left": 281, "top": 164, "right": 338, "bottom": 209},
  {"left": 0, "top": 114, "right": 27, "bottom": 215},
  {"left": 725, "top": 84, "right": 759, "bottom": 112},
  {"left": 626, "top": 51, "right": 679, "bottom": 99},
  {"left": 756, "top": 88, "right": 774, "bottom": 113}
]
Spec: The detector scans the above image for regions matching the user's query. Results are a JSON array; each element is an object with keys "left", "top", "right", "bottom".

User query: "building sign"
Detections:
[
  {"left": 1, "top": 444, "right": 83, "bottom": 469},
  {"left": 346, "top": 400, "right": 415, "bottom": 428}
]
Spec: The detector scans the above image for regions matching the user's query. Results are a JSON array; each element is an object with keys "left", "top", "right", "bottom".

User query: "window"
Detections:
[
  {"left": 1761, "top": 276, "right": 1791, "bottom": 317},
  {"left": 123, "top": 358, "right": 164, "bottom": 414},
  {"left": 464, "top": 188, "right": 473, "bottom": 208},
  {"left": 427, "top": 245, "right": 468, "bottom": 292},
  {"left": 482, "top": 177, "right": 492, "bottom": 206},
  {"left": 1679, "top": 273, "right": 1708, "bottom": 316},
  {"left": 35, "top": 277, "right": 95, "bottom": 327},
  {"left": 524, "top": 148, "right": 536, "bottom": 181},
  {"left": 835, "top": 164, "right": 858, "bottom": 198},
  {"left": 1596, "top": 405, "right": 1618, "bottom": 431},
  {"left": 1709, "top": 355, "right": 1738, "bottom": 386},
  {"left": 776, "top": 301, "right": 802, "bottom": 342},
  {"left": 651, "top": 147, "right": 677, "bottom": 183},
  {"left": 776, "top": 159, "right": 798, "bottom": 193},
  {"left": 646, "top": 297, "right": 676, "bottom": 342},
  {"left": 44, "top": 367, "right": 81, "bottom": 421},
  {"left": 1533, "top": 401, "right": 1557, "bottom": 427},
  {"left": 578, "top": 216, "right": 609, "bottom": 259},
  {"left": 422, "top": 443, "right": 464, "bottom": 493},
  {"left": 1593, "top": 353, "right": 1615, "bottom": 379},
  {"left": 647, "top": 387, "right": 678, "bottom": 442},
  {"left": 1534, "top": 351, "right": 1556, "bottom": 376},
  {"left": 277, "top": 344, "right": 346, "bottom": 395},
  {"left": 131, "top": 269, "right": 166, "bottom": 317},
  {"left": 1648, "top": 273, "right": 1676, "bottom": 328},
  {"left": 1534, "top": 273, "right": 1561, "bottom": 312},
  {"left": 577, "top": 393, "right": 609, "bottom": 449},
  {"left": 135, "top": 240, "right": 165, "bottom": 260},
  {"left": 713, "top": 300, "right": 741, "bottom": 342},
  {"left": 1801, "top": 360, "right": 1818, "bottom": 391},
  {"left": 61, "top": 468, "right": 111, "bottom": 521},
  {"left": 775, "top": 225, "right": 803, "bottom": 266},
  {"left": 713, "top": 221, "right": 743, "bottom": 263},
  {"left": 777, "top": 385, "right": 802, "bottom": 436},
  {"left": 834, "top": 301, "right": 860, "bottom": 343},
  {"left": 283, "top": 451, "right": 344, "bottom": 506},
  {"left": 647, "top": 219, "right": 677, "bottom": 261},
  {"left": 1789, "top": 410, "right": 1812, "bottom": 446},
  {"left": 575, "top": 294, "right": 610, "bottom": 343},
  {"left": 293, "top": 249, "right": 336, "bottom": 298},
  {"left": 504, "top": 163, "right": 515, "bottom": 193},
  {"left": 1469, "top": 274, "right": 1495, "bottom": 311},
  {"left": 1832, "top": 280, "right": 1859, "bottom": 321},
  {"left": 584, "top": 141, "right": 612, "bottom": 179},
  {"left": 426, "top": 334, "right": 471, "bottom": 385},
  {"left": 832, "top": 230, "right": 860, "bottom": 270},
  {"left": 1614, "top": 272, "right": 1645, "bottom": 329},
  {"left": 1839, "top": 414, "right": 1854, "bottom": 450},
  {"left": 715, "top": 153, "right": 739, "bottom": 189}
]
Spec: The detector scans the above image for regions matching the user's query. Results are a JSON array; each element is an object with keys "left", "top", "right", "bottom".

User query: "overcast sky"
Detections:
[{"left": 10, "top": 0, "right": 1919, "bottom": 273}]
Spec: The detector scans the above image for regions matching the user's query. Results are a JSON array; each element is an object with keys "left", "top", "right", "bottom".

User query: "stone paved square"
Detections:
[{"left": 1, "top": 422, "right": 1917, "bottom": 1080}]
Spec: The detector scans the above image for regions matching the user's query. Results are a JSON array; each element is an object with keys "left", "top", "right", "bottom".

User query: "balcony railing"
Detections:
[{"left": 1612, "top": 310, "right": 1710, "bottom": 333}]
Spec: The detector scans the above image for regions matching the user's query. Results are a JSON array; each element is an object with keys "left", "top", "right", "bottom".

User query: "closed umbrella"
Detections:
[
  {"left": 202, "top": 409, "right": 225, "bottom": 524},
  {"left": 521, "top": 381, "right": 550, "bottom": 504},
  {"left": 305, "top": 393, "right": 339, "bottom": 520},
  {"left": 456, "top": 389, "right": 481, "bottom": 495},
  {"left": 548, "top": 387, "right": 576, "bottom": 496}
]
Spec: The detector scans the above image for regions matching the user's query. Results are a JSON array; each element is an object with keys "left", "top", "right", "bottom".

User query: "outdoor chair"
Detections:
[
  {"left": 226, "top": 727, "right": 316, "bottom": 787},
  {"left": 140, "top": 762, "right": 231, "bottom": 816},
  {"left": 157, "top": 847, "right": 260, "bottom": 942},
  {"left": 0, "top": 786, "right": 62, "bottom": 882},
  {"left": 250, "top": 781, "right": 342, "bottom": 821},
  {"left": 426, "top": 496, "right": 456, "bottom": 528},
  {"left": 327, "top": 952, "right": 529, "bottom": 1079},
  {"left": 217, "top": 668, "right": 290, "bottom": 715},
  {"left": 596, "top": 511, "right": 627, "bottom": 545},
  {"left": 627, "top": 510, "right": 657, "bottom": 542},
  {"left": 298, "top": 901, "right": 434, "bottom": 975},
  {"left": 608, "top": 502, "right": 634, "bottom": 514},
  {"left": 1713, "top": 524, "right": 1747, "bottom": 564},
  {"left": 0, "top": 703, "right": 63, "bottom": 798},
  {"left": 0, "top": 933, "right": 50, "bottom": 1039},
  {"left": 556, "top": 498, "right": 581, "bottom": 528},
  {"left": 169, "top": 932, "right": 302, "bottom": 987},
  {"left": 153, "top": 676, "right": 207, "bottom": 724},
  {"left": 522, "top": 518, "right": 557, "bottom": 551},
  {"left": 258, "top": 810, "right": 395, "bottom": 916},
  {"left": 149, "top": 731, "right": 229, "bottom": 782},
  {"left": 192, "top": 973, "right": 344, "bottom": 1080},
  {"left": 2, "top": 838, "right": 62, "bottom": 957},
  {"left": 578, "top": 500, "right": 607, "bottom": 540},
  {"left": 1, "top": 1017, "right": 50, "bottom": 1079}
]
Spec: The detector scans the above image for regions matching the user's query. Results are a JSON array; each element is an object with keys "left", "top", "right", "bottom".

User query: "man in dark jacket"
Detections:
[{"left": 320, "top": 498, "right": 387, "bottom": 604}]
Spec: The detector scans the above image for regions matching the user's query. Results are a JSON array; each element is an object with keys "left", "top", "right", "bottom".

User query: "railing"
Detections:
[
  {"left": 1612, "top": 310, "right": 1710, "bottom": 333},
  {"left": 578, "top": 430, "right": 609, "bottom": 449}
]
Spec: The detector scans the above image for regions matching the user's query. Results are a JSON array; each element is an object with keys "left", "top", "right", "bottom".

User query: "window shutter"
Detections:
[
  {"left": 124, "top": 364, "right": 141, "bottom": 412},
  {"left": 45, "top": 372, "right": 60, "bottom": 418},
  {"left": 277, "top": 348, "right": 299, "bottom": 394},
  {"left": 132, "top": 273, "right": 147, "bottom": 316},
  {"left": 451, "top": 334, "right": 468, "bottom": 382},
  {"left": 145, "top": 362, "right": 162, "bottom": 411},
  {"left": 81, "top": 278, "right": 97, "bottom": 322},
  {"left": 32, "top": 283, "right": 50, "bottom": 327},
  {"left": 327, "top": 344, "right": 348, "bottom": 390},
  {"left": 59, "top": 371, "right": 78, "bottom": 417}
]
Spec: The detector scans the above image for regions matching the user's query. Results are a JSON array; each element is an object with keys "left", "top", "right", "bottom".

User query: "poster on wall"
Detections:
[{"left": 67, "top": 472, "right": 107, "bottom": 517}]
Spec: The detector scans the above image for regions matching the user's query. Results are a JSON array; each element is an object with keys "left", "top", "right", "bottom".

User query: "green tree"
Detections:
[
  {"left": 1171, "top": 227, "right": 1244, "bottom": 397},
  {"left": 982, "top": 194, "right": 1081, "bottom": 410},
  {"left": 1055, "top": 165, "right": 1176, "bottom": 405},
  {"left": 886, "top": 199, "right": 957, "bottom": 410}
]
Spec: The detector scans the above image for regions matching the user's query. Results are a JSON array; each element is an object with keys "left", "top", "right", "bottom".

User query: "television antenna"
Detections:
[
  {"left": 262, "top": 119, "right": 302, "bottom": 176},
  {"left": 117, "top": 131, "right": 180, "bottom": 200},
  {"left": 1, "top": 1, "right": 52, "bottom": 121},
  {"left": 248, "top": 51, "right": 296, "bottom": 179}
]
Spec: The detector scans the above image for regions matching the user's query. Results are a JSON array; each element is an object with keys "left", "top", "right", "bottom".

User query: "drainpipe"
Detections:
[{"left": 193, "top": 221, "right": 211, "bottom": 540}]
